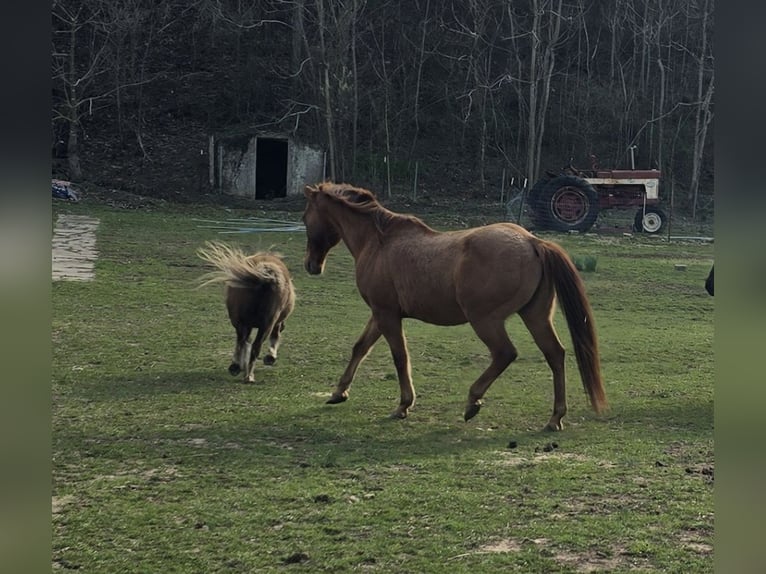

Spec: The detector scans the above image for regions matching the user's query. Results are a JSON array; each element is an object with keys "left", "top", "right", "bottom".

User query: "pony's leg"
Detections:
[
  {"left": 244, "top": 325, "right": 271, "bottom": 383},
  {"left": 327, "top": 315, "right": 381, "bottom": 404},
  {"left": 464, "top": 319, "right": 518, "bottom": 421},
  {"left": 376, "top": 314, "right": 415, "bottom": 419},
  {"left": 519, "top": 311, "right": 567, "bottom": 431},
  {"left": 229, "top": 326, "right": 251, "bottom": 376},
  {"left": 263, "top": 322, "right": 285, "bottom": 366}
]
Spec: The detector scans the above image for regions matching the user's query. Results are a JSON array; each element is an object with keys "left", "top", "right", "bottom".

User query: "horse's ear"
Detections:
[
  {"left": 304, "top": 185, "right": 318, "bottom": 198},
  {"left": 344, "top": 187, "right": 375, "bottom": 204}
]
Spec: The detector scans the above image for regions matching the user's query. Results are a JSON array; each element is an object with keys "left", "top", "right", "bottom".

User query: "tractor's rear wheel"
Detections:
[
  {"left": 535, "top": 175, "right": 599, "bottom": 232},
  {"left": 633, "top": 207, "right": 666, "bottom": 234}
]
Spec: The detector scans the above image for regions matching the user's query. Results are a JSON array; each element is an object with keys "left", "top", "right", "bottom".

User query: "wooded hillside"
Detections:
[{"left": 52, "top": 0, "right": 714, "bottom": 217}]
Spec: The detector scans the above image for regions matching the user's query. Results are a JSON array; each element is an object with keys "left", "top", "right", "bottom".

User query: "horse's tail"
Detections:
[
  {"left": 196, "top": 241, "right": 288, "bottom": 290},
  {"left": 535, "top": 240, "right": 607, "bottom": 414}
]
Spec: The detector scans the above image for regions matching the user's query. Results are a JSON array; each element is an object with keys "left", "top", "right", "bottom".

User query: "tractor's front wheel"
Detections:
[{"left": 633, "top": 207, "right": 666, "bottom": 234}]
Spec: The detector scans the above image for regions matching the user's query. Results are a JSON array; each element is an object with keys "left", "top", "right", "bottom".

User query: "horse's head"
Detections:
[{"left": 302, "top": 184, "right": 341, "bottom": 275}]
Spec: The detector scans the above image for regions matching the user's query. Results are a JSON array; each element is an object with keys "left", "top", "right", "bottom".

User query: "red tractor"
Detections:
[{"left": 516, "top": 155, "right": 666, "bottom": 234}]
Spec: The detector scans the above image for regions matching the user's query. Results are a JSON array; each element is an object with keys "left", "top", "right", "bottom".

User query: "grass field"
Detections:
[{"left": 52, "top": 199, "right": 714, "bottom": 573}]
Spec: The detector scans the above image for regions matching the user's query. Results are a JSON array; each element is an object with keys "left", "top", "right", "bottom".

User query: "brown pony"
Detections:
[
  {"left": 197, "top": 241, "right": 295, "bottom": 383},
  {"left": 302, "top": 183, "right": 606, "bottom": 430}
]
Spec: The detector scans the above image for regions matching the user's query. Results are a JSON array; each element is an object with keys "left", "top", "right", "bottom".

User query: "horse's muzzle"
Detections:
[{"left": 305, "top": 260, "right": 323, "bottom": 275}]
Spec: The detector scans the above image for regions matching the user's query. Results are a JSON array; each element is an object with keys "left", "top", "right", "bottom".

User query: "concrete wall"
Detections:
[
  {"left": 288, "top": 142, "right": 325, "bottom": 196},
  {"left": 221, "top": 137, "right": 257, "bottom": 198}
]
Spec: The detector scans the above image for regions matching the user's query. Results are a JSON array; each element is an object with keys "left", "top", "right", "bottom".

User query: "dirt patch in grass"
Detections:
[
  {"left": 52, "top": 495, "right": 77, "bottom": 514},
  {"left": 552, "top": 546, "right": 639, "bottom": 572},
  {"left": 491, "top": 449, "right": 616, "bottom": 469},
  {"left": 680, "top": 530, "right": 713, "bottom": 555},
  {"left": 474, "top": 537, "right": 649, "bottom": 572}
]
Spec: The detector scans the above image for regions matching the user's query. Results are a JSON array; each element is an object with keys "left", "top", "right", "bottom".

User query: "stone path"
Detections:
[{"left": 52, "top": 214, "right": 100, "bottom": 281}]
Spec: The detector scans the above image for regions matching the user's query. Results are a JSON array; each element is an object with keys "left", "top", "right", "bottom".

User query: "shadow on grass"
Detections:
[
  {"left": 596, "top": 395, "right": 713, "bottom": 433},
  {"left": 55, "top": 370, "right": 559, "bottom": 469},
  {"left": 59, "top": 368, "right": 279, "bottom": 398}
]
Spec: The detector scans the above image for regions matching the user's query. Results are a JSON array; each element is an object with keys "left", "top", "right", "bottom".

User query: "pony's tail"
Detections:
[
  {"left": 536, "top": 240, "right": 607, "bottom": 414},
  {"left": 196, "top": 241, "right": 283, "bottom": 290}
]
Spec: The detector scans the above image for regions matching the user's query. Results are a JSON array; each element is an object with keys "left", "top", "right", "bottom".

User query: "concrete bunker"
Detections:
[{"left": 210, "top": 132, "right": 324, "bottom": 199}]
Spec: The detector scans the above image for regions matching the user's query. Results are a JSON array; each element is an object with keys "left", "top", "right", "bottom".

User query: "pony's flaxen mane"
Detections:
[{"left": 316, "top": 182, "right": 431, "bottom": 236}]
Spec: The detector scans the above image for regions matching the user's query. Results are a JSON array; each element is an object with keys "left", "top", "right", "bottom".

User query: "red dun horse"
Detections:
[
  {"left": 302, "top": 183, "right": 606, "bottom": 430},
  {"left": 198, "top": 241, "right": 295, "bottom": 383}
]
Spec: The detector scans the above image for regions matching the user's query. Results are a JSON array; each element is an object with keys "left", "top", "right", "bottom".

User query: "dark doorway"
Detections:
[{"left": 255, "top": 138, "right": 288, "bottom": 199}]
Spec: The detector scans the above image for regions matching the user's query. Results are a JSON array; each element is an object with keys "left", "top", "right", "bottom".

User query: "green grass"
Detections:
[{"left": 52, "top": 201, "right": 714, "bottom": 573}]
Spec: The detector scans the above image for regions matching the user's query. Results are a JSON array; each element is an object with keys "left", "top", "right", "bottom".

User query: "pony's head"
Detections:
[{"left": 302, "top": 184, "right": 341, "bottom": 275}]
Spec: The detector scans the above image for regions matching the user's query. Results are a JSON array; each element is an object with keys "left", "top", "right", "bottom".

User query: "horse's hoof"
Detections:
[
  {"left": 228, "top": 363, "right": 241, "bottom": 376},
  {"left": 389, "top": 409, "right": 408, "bottom": 420},
  {"left": 464, "top": 402, "right": 482, "bottom": 421},
  {"left": 244, "top": 375, "right": 256, "bottom": 384},
  {"left": 263, "top": 355, "right": 276, "bottom": 366},
  {"left": 544, "top": 421, "right": 563, "bottom": 432},
  {"left": 326, "top": 393, "right": 348, "bottom": 404}
]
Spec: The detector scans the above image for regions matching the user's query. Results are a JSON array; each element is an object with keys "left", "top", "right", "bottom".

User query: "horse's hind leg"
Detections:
[
  {"left": 328, "top": 315, "right": 381, "bottom": 405},
  {"left": 244, "top": 325, "right": 271, "bottom": 383},
  {"left": 263, "top": 322, "right": 285, "bottom": 366},
  {"left": 464, "top": 318, "right": 518, "bottom": 421},
  {"left": 229, "top": 326, "right": 251, "bottom": 376},
  {"left": 519, "top": 309, "right": 567, "bottom": 431}
]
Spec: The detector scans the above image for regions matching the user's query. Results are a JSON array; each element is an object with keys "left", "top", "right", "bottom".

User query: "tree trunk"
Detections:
[
  {"left": 526, "top": 0, "right": 540, "bottom": 187},
  {"left": 351, "top": 0, "right": 359, "bottom": 178},
  {"left": 316, "top": 0, "right": 336, "bottom": 181},
  {"left": 291, "top": 0, "right": 304, "bottom": 93},
  {"left": 689, "top": 0, "right": 713, "bottom": 218},
  {"left": 656, "top": 56, "right": 666, "bottom": 171},
  {"left": 66, "top": 22, "right": 83, "bottom": 181},
  {"left": 409, "top": 0, "right": 430, "bottom": 162},
  {"left": 534, "top": 0, "right": 563, "bottom": 180},
  {"left": 527, "top": 0, "right": 563, "bottom": 185}
]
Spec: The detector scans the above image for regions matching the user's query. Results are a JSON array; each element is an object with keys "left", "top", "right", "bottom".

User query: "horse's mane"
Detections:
[{"left": 316, "top": 182, "right": 433, "bottom": 236}]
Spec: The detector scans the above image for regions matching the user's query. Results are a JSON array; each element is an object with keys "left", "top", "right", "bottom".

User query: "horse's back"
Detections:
[
  {"left": 369, "top": 223, "right": 543, "bottom": 323},
  {"left": 460, "top": 223, "right": 537, "bottom": 258}
]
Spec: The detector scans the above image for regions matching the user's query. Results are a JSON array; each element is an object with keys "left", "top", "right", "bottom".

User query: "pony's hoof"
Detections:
[
  {"left": 464, "top": 401, "right": 482, "bottom": 421},
  {"left": 244, "top": 375, "right": 256, "bottom": 384},
  {"left": 263, "top": 355, "right": 276, "bottom": 366},
  {"left": 228, "top": 363, "right": 241, "bottom": 376},
  {"left": 389, "top": 409, "right": 408, "bottom": 420},
  {"left": 326, "top": 392, "right": 348, "bottom": 404},
  {"left": 544, "top": 422, "right": 563, "bottom": 432}
]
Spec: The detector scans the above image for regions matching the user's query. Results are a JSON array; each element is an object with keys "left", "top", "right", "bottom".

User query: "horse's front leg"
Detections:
[
  {"left": 327, "top": 315, "right": 381, "bottom": 404},
  {"left": 376, "top": 314, "right": 415, "bottom": 419}
]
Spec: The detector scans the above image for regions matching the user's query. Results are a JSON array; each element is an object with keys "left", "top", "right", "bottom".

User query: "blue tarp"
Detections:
[{"left": 52, "top": 180, "right": 78, "bottom": 201}]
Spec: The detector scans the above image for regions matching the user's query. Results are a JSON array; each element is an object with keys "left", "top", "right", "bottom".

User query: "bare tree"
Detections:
[
  {"left": 52, "top": 0, "right": 111, "bottom": 180},
  {"left": 408, "top": 0, "right": 431, "bottom": 163},
  {"left": 315, "top": 0, "right": 337, "bottom": 181},
  {"left": 526, "top": 0, "right": 566, "bottom": 186},
  {"left": 688, "top": 0, "right": 714, "bottom": 218},
  {"left": 48, "top": 0, "right": 714, "bottom": 212}
]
